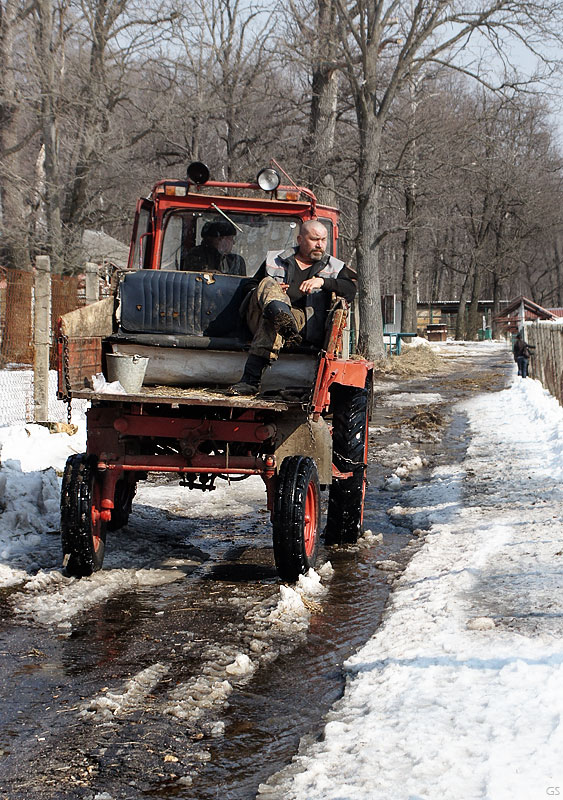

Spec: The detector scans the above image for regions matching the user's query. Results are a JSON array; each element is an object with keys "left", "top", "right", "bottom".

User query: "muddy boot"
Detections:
[
  {"left": 263, "top": 301, "right": 302, "bottom": 346},
  {"left": 229, "top": 354, "right": 269, "bottom": 396}
]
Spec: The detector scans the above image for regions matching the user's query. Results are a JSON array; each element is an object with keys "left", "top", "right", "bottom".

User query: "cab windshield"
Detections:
[{"left": 159, "top": 211, "right": 333, "bottom": 276}]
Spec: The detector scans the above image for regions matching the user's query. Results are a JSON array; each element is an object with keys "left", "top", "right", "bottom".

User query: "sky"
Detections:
[{"left": 1, "top": 339, "right": 563, "bottom": 798}]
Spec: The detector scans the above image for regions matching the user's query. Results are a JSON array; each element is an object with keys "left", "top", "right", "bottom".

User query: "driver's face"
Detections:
[
  {"left": 297, "top": 225, "right": 328, "bottom": 262},
  {"left": 216, "top": 235, "right": 235, "bottom": 254},
  {"left": 209, "top": 235, "right": 235, "bottom": 254}
]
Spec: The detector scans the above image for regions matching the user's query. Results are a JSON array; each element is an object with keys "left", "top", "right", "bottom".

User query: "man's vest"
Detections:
[{"left": 264, "top": 249, "right": 345, "bottom": 345}]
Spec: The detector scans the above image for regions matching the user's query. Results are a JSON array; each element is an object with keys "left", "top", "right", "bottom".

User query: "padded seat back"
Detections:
[{"left": 118, "top": 270, "right": 251, "bottom": 338}]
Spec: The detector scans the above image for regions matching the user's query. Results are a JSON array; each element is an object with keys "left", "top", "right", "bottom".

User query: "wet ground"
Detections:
[{"left": 0, "top": 345, "right": 513, "bottom": 800}]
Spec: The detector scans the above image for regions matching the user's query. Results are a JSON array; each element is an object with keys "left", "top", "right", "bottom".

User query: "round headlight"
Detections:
[
  {"left": 186, "top": 162, "right": 210, "bottom": 185},
  {"left": 257, "top": 168, "right": 280, "bottom": 192}
]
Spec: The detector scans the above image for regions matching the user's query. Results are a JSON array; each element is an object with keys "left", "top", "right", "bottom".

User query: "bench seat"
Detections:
[
  {"left": 112, "top": 269, "right": 319, "bottom": 390},
  {"left": 118, "top": 269, "right": 251, "bottom": 339}
]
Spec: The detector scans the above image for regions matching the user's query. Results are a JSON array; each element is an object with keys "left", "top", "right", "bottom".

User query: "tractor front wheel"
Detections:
[
  {"left": 61, "top": 453, "right": 107, "bottom": 577},
  {"left": 272, "top": 456, "right": 320, "bottom": 582}
]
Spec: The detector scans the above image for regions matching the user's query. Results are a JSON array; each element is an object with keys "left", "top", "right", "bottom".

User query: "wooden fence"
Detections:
[{"left": 526, "top": 321, "right": 563, "bottom": 406}]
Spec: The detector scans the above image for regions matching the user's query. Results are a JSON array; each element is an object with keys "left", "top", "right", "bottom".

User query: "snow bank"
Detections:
[{"left": 260, "top": 374, "right": 563, "bottom": 800}]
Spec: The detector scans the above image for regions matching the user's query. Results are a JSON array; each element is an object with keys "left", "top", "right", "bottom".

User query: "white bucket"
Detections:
[{"left": 106, "top": 353, "right": 149, "bottom": 393}]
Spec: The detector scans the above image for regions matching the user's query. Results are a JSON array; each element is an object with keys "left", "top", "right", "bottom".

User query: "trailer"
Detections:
[{"left": 57, "top": 163, "right": 373, "bottom": 582}]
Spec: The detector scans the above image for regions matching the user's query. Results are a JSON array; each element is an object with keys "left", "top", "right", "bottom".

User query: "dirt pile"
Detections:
[{"left": 391, "top": 409, "right": 445, "bottom": 431}]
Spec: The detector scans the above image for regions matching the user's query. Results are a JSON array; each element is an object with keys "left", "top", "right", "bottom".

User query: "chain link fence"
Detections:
[{"left": 0, "top": 368, "right": 87, "bottom": 426}]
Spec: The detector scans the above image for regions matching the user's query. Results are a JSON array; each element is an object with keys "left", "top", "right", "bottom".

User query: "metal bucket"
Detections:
[{"left": 106, "top": 353, "right": 149, "bottom": 393}]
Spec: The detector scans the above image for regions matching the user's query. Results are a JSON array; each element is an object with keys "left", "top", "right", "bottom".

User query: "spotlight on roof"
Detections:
[
  {"left": 186, "top": 162, "right": 210, "bottom": 185},
  {"left": 256, "top": 167, "right": 280, "bottom": 192}
]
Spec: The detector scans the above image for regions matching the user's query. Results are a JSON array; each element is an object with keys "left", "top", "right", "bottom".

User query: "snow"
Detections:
[
  {"left": 2, "top": 341, "right": 563, "bottom": 798},
  {"left": 380, "top": 391, "right": 444, "bottom": 406},
  {"left": 260, "top": 347, "right": 563, "bottom": 800}
]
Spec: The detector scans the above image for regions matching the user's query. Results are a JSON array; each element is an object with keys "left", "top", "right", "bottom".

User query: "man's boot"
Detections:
[
  {"left": 263, "top": 301, "right": 302, "bottom": 346},
  {"left": 229, "top": 354, "right": 269, "bottom": 396}
]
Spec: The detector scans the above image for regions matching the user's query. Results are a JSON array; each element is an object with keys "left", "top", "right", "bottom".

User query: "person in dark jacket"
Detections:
[
  {"left": 513, "top": 332, "right": 534, "bottom": 378},
  {"left": 230, "top": 219, "right": 357, "bottom": 395},
  {"left": 184, "top": 220, "right": 246, "bottom": 275}
]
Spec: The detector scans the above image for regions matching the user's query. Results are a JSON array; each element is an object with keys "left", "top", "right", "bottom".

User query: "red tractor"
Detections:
[{"left": 58, "top": 163, "right": 373, "bottom": 582}]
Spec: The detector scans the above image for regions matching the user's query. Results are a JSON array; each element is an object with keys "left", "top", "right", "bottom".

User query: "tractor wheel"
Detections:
[
  {"left": 61, "top": 453, "right": 107, "bottom": 577},
  {"left": 324, "top": 381, "right": 370, "bottom": 545},
  {"left": 272, "top": 456, "right": 320, "bottom": 582},
  {"left": 107, "top": 476, "right": 137, "bottom": 531}
]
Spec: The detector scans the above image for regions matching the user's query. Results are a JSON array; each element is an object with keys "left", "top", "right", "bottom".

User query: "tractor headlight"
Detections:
[{"left": 256, "top": 168, "right": 280, "bottom": 192}]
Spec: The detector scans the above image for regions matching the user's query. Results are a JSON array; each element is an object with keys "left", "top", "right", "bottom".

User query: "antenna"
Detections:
[{"left": 270, "top": 159, "right": 300, "bottom": 190}]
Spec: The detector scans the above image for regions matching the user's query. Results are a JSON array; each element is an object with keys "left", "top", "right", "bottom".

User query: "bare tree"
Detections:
[
  {"left": 163, "top": 0, "right": 282, "bottom": 181},
  {"left": 0, "top": 0, "right": 34, "bottom": 270},
  {"left": 33, "top": 0, "right": 66, "bottom": 271},
  {"left": 59, "top": 0, "right": 178, "bottom": 248},
  {"left": 330, "top": 0, "right": 563, "bottom": 358}
]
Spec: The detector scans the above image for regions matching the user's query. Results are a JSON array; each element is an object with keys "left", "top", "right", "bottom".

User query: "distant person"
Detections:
[
  {"left": 184, "top": 220, "right": 246, "bottom": 275},
  {"left": 513, "top": 333, "right": 534, "bottom": 378}
]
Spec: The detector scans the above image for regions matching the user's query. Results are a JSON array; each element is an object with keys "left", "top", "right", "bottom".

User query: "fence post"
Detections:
[
  {"left": 33, "top": 255, "right": 51, "bottom": 422},
  {"left": 85, "top": 262, "right": 100, "bottom": 305}
]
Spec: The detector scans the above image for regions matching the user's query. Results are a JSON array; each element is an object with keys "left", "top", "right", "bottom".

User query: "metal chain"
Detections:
[
  {"left": 335, "top": 453, "right": 366, "bottom": 470},
  {"left": 62, "top": 332, "right": 72, "bottom": 424},
  {"left": 306, "top": 412, "right": 316, "bottom": 444}
]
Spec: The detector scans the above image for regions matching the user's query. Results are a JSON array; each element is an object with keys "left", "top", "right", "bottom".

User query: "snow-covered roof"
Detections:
[{"left": 82, "top": 229, "right": 129, "bottom": 268}]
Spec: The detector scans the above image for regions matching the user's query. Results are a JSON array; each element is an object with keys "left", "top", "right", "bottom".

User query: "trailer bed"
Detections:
[{"left": 70, "top": 383, "right": 295, "bottom": 411}]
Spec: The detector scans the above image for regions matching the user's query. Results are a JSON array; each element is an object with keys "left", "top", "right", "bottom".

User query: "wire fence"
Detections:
[{"left": 0, "top": 368, "right": 87, "bottom": 426}]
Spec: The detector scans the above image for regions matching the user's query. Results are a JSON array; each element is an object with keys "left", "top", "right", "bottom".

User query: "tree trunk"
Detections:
[
  {"left": 401, "top": 187, "right": 418, "bottom": 332},
  {"left": 466, "top": 266, "right": 483, "bottom": 340},
  {"left": 36, "top": 0, "right": 64, "bottom": 272},
  {"left": 63, "top": 35, "right": 103, "bottom": 232},
  {"left": 455, "top": 264, "right": 473, "bottom": 340},
  {"left": 0, "top": 0, "right": 31, "bottom": 270},
  {"left": 305, "top": 0, "right": 339, "bottom": 208},
  {"left": 355, "top": 105, "right": 385, "bottom": 360}
]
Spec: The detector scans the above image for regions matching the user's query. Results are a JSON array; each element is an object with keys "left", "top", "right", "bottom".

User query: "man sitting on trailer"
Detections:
[
  {"left": 229, "top": 219, "right": 357, "bottom": 396},
  {"left": 183, "top": 219, "right": 246, "bottom": 275}
]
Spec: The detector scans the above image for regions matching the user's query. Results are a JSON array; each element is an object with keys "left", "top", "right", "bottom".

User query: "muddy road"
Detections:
[{"left": 0, "top": 343, "right": 512, "bottom": 800}]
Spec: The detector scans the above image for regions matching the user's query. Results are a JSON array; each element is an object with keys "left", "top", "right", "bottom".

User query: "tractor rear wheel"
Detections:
[
  {"left": 325, "top": 381, "right": 370, "bottom": 545},
  {"left": 61, "top": 453, "right": 107, "bottom": 577},
  {"left": 272, "top": 456, "right": 320, "bottom": 582},
  {"left": 107, "top": 476, "right": 137, "bottom": 531}
]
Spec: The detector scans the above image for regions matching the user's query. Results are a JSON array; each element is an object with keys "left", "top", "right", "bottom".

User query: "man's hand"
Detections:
[
  {"left": 280, "top": 282, "right": 289, "bottom": 292},
  {"left": 299, "top": 276, "right": 324, "bottom": 294}
]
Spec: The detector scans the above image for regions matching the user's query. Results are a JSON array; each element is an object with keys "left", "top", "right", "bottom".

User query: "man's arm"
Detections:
[{"left": 320, "top": 265, "right": 357, "bottom": 303}]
